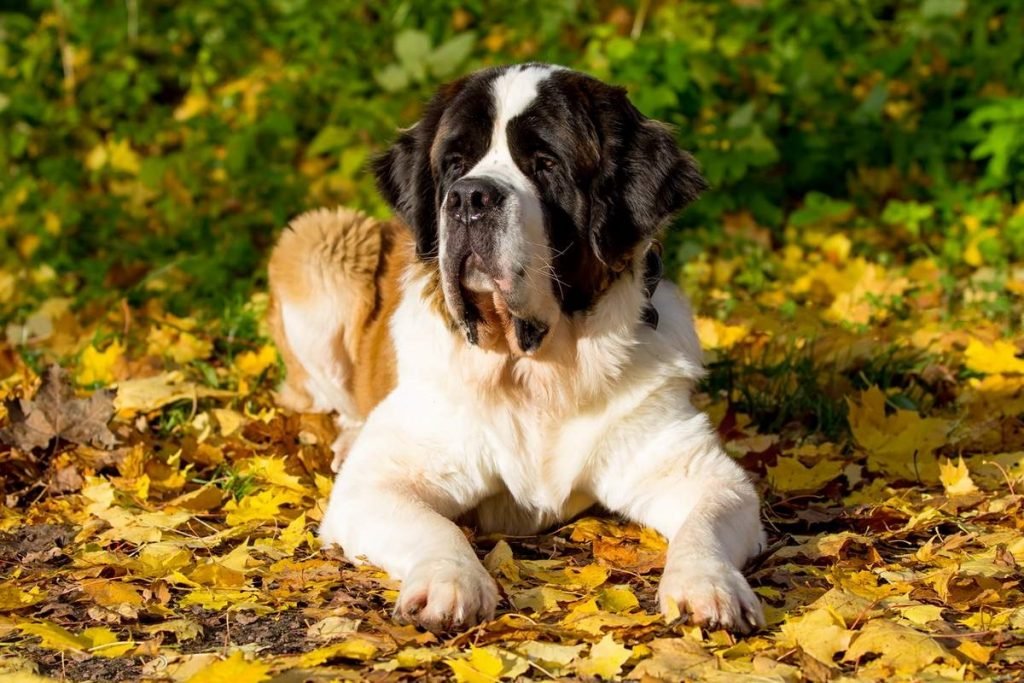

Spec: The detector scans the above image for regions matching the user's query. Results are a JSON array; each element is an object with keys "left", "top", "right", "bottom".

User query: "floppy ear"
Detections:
[
  {"left": 588, "top": 87, "right": 707, "bottom": 266},
  {"left": 373, "top": 80, "right": 465, "bottom": 260},
  {"left": 372, "top": 124, "right": 440, "bottom": 260}
]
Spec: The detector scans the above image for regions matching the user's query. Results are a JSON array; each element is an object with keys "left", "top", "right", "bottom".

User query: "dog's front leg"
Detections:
[
  {"left": 318, "top": 404, "right": 498, "bottom": 632},
  {"left": 594, "top": 410, "right": 766, "bottom": 632}
]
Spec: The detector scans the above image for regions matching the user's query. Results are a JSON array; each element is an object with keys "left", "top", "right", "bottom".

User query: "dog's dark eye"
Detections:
[
  {"left": 445, "top": 155, "right": 466, "bottom": 176},
  {"left": 534, "top": 154, "right": 558, "bottom": 174}
]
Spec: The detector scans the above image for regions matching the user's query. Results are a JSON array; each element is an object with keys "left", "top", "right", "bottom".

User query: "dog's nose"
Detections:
[{"left": 447, "top": 178, "right": 505, "bottom": 224}]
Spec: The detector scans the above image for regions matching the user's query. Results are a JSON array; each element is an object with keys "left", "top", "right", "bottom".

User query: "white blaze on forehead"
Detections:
[
  {"left": 465, "top": 64, "right": 561, "bottom": 187},
  {"left": 441, "top": 64, "right": 565, "bottom": 330}
]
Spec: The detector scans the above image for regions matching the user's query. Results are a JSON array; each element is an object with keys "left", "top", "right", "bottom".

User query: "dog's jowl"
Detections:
[{"left": 268, "top": 64, "right": 766, "bottom": 633}]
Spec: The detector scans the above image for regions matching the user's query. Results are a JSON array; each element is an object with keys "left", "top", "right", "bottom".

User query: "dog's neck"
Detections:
[{"left": 398, "top": 253, "right": 655, "bottom": 412}]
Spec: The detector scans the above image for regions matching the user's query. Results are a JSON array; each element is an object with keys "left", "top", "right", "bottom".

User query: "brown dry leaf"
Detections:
[
  {"left": 627, "top": 637, "right": 715, "bottom": 680},
  {"left": 1, "top": 365, "right": 117, "bottom": 451},
  {"left": 112, "top": 371, "right": 234, "bottom": 416}
]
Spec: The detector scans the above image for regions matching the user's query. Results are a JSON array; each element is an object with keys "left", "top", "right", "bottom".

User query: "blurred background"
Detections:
[{"left": 0, "top": 0, "right": 1021, "bottom": 327}]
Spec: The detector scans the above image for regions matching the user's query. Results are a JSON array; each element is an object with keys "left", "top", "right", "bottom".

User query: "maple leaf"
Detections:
[
  {"left": 939, "top": 456, "right": 979, "bottom": 495},
  {"left": 843, "top": 619, "right": 949, "bottom": 673},
  {"left": 77, "top": 340, "right": 124, "bottom": 385},
  {"left": 1, "top": 364, "right": 117, "bottom": 451},
  {"left": 768, "top": 455, "right": 845, "bottom": 493},
  {"left": 446, "top": 647, "right": 529, "bottom": 683},
  {"left": 964, "top": 338, "right": 1024, "bottom": 374},
  {"left": 576, "top": 634, "right": 632, "bottom": 680},
  {"left": 186, "top": 650, "right": 270, "bottom": 683},
  {"left": 848, "top": 385, "right": 950, "bottom": 482}
]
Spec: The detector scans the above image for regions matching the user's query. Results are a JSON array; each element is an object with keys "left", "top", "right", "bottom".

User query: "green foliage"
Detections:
[{"left": 0, "top": 0, "right": 1022, "bottom": 322}]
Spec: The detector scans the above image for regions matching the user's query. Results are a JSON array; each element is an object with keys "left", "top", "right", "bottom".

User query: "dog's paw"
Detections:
[
  {"left": 658, "top": 559, "right": 764, "bottom": 633},
  {"left": 394, "top": 557, "right": 499, "bottom": 633}
]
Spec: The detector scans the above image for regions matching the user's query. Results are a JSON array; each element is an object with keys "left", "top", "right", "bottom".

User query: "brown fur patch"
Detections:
[{"left": 267, "top": 208, "right": 412, "bottom": 419}]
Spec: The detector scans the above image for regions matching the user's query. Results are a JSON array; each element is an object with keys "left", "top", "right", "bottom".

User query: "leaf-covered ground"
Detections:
[{"left": 1, "top": 211, "right": 1023, "bottom": 682}]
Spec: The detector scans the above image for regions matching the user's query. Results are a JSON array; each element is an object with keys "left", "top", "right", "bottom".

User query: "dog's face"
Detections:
[{"left": 374, "top": 64, "right": 706, "bottom": 355}]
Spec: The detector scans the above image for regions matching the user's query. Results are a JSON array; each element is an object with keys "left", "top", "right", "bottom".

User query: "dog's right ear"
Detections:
[{"left": 373, "top": 80, "right": 464, "bottom": 260}]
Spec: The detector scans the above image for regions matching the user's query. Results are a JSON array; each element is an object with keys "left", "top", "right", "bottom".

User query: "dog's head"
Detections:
[{"left": 374, "top": 64, "right": 706, "bottom": 355}]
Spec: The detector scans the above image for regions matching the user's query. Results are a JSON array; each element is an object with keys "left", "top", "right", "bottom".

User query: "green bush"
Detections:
[{"left": 0, "top": 0, "right": 1021, "bottom": 319}]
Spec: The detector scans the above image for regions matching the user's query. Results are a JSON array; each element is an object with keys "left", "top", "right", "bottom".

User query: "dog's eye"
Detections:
[
  {"left": 445, "top": 155, "right": 466, "bottom": 176},
  {"left": 534, "top": 154, "right": 558, "bottom": 174}
]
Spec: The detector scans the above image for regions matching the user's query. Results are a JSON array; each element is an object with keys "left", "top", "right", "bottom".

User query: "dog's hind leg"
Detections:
[{"left": 267, "top": 208, "right": 392, "bottom": 466}]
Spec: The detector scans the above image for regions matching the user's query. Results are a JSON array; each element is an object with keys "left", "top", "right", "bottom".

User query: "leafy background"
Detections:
[{"left": 1, "top": 0, "right": 1023, "bottom": 681}]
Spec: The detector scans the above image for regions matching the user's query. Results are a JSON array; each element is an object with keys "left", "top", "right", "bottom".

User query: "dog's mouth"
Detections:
[
  {"left": 456, "top": 252, "right": 549, "bottom": 356},
  {"left": 460, "top": 252, "right": 496, "bottom": 294}
]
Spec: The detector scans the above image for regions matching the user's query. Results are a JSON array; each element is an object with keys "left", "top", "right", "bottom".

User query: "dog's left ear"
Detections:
[
  {"left": 588, "top": 86, "right": 708, "bottom": 266},
  {"left": 373, "top": 79, "right": 466, "bottom": 260}
]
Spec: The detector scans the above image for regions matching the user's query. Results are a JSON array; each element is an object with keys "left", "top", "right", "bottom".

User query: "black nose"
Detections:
[{"left": 447, "top": 178, "right": 505, "bottom": 224}]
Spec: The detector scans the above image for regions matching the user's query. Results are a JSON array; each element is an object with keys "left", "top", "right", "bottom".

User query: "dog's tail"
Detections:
[{"left": 267, "top": 207, "right": 407, "bottom": 422}]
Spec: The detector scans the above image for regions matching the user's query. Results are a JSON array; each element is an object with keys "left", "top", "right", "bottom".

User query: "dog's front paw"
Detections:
[
  {"left": 658, "top": 558, "right": 764, "bottom": 633},
  {"left": 395, "top": 557, "right": 499, "bottom": 633}
]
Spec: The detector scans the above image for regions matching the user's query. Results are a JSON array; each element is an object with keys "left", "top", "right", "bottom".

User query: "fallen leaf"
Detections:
[
  {"left": 848, "top": 385, "right": 949, "bottom": 482},
  {"left": 940, "top": 456, "right": 979, "bottom": 495},
  {"left": 0, "top": 365, "right": 117, "bottom": 450},
  {"left": 843, "top": 619, "right": 948, "bottom": 673},
  {"left": 446, "top": 646, "right": 529, "bottom": 682},
  {"left": 627, "top": 637, "right": 715, "bottom": 680},
  {"left": 185, "top": 650, "right": 270, "bottom": 683},
  {"left": 964, "top": 338, "right": 1024, "bottom": 375},
  {"left": 77, "top": 340, "right": 124, "bottom": 385},
  {"left": 113, "top": 371, "right": 233, "bottom": 416},
  {"left": 779, "top": 607, "right": 854, "bottom": 667},
  {"left": 576, "top": 633, "right": 632, "bottom": 680},
  {"left": 768, "top": 456, "right": 845, "bottom": 493}
]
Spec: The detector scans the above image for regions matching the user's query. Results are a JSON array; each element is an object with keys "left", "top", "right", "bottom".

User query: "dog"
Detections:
[{"left": 268, "top": 63, "right": 766, "bottom": 633}]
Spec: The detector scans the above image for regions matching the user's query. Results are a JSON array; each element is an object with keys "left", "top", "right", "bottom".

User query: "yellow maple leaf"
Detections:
[
  {"left": 767, "top": 456, "right": 845, "bottom": 493},
  {"left": 821, "top": 232, "right": 852, "bottom": 263},
  {"left": 0, "top": 584, "right": 44, "bottom": 611},
  {"left": 185, "top": 650, "right": 270, "bottom": 683},
  {"left": 224, "top": 489, "right": 304, "bottom": 525},
  {"left": 848, "top": 386, "right": 949, "bottom": 482},
  {"left": 964, "top": 338, "right": 1024, "bottom": 375},
  {"left": 597, "top": 585, "right": 640, "bottom": 613},
  {"left": 237, "top": 457, "right": 306, "bottom": 492},
  {"left": 779, "top": 607, "right": 853, "bottom": 667},
  {"left": 107, "top": 139, "right": 141, "bottom": 174},
  {"left": 694, "top": 316, "right": 749, "bottom": 350},
  {"left": 514, "top": 642, "right": 584, "bottom": 673},
  {"left": 234, "top": 344, "right": 278, "bottom": 377},
  {"left": 510, "top": 586, "right": 576, "bottom": 613},
  {"left": 957, "top": 639, "right": 995, "bottom": 664},
  {"left": 843, "top": 619, "right": 948, "bottom": 674},
  {"left": 939, "top": 457, "right": 978, "bottom": 496},
  {"left": 174, "top": 90, "right": 210, "bottom": 121},
  {"left": 19, "top": 621, "right": 91, "bottom": 652},
  {"left": 77, "top": 340, "right": 124, "bottom": 385},
  {"left": 576, "top": 634, "right": 632, "bottom": 680},
  {"left": 146, "top": 325, "right": 212, "bottom": 364},
  {"left": 447, "top": 647, "right": 529, "bottom": 683},
  {"left": 83, "top": 627, "right": 134, "bottom": 658}
]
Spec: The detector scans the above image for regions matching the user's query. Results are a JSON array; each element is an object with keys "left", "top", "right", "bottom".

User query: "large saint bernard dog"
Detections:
[{"left": 268, "top": 64, "right": 766, "bottom": 633}]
